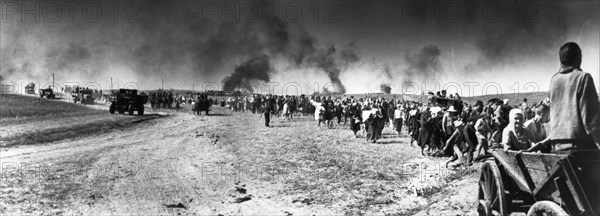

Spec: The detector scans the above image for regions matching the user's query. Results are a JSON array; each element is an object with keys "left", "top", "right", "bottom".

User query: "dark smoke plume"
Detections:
[
  {"left": 313, "top": 46, "right": 344, "bottom": 94},
  {"left": 132, "top": 0, "right": 342, "bottom": 87},
  {"left": 340, "top": 45, "right": 360, "bottom": 64},
  {"left": 383, "top": 65, "right": 393, "bottom": 79},
  {"left": 222, "top": 55, "right": 272, "bottom": 92},
  {"left": 0, "top": 0, "right": 359, "bottom": 92},
  {"left": 402, "top": 45, "right": 443, "bottom": 83},
  {"left": 376, "top": 65, "right": 393, "bottom": 94},
  {"left": 310, "top": 44, "right": 360, "bottom": 94},
  {"left": 380, "top": 84, "right": 391, "bottom": 94}
]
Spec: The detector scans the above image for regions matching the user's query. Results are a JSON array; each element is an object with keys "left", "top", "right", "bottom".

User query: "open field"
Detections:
[
  {"left": 0, "top": 93, "right": 163, "bottom": 146},
  {"left": 0, "top": 97, "right": 485, "bottom": 215},
  {"left": 0, "top": 94, "right": 104, "bottom": 119}
]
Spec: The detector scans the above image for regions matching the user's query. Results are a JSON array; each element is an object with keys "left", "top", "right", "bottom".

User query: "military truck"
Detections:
[
  {"left": 109, "top": 89, "right": 148, "bottom": 115},
  {"left": 72, "top": 88, "right": 95, "bottom": 105},
  {"left": 39, "top": 87, "right": 55, "bottom": 99},
  {"left": 25, "top": 83, "right": 35, "bottom": 95}
]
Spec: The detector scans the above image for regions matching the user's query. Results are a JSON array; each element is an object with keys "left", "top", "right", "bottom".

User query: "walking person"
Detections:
[
  {"left": 324, "top": 101, "right": 335, "bottom": 129},
  {"left": 394, "top": 103, "right": 404, "bottom": 136},
  {"left": 335, "top": 101, "right": 344, "bottom": 125},
  {"left": 349, "top": 101, "right": 362, "bottom": 137},
  {"left": 311, "top": 98, "right": 325, "bottom": 127},
  {"left": 263, "top": 95, "right": 275, "bottom": 127},
  {"left": 366, "top": 108, "right": 383, "bottom": 143},
  {"left": 388, "top": 102, "right": 396, "bottom": 130},
  {"left": 442, "top": 106, "right": 458, "bottom": 141},
  {"left": 473, "top": 113, "right": 492, "bottom": 161}
]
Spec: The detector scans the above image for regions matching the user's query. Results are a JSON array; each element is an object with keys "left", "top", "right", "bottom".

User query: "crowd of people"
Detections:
[
  {"left": 150, "top": 42, "right": 598, "bottom": 169},
  {"left": 148, "top": 90, "right": 221, "bottom": 110},
  {"left": 218, "top": 42, "right": 600, "bottom": 168},
  {"left": 148, "top": 90, "right": 175, "bottom": 109},
  {"left": 240, "top": 91, "right": 550, "bottom": 167}
]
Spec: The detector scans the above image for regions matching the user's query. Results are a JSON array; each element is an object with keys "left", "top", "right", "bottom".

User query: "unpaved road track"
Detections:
[
  {"left": 1, "top": 106, "right": 479, "bottom": 215},
  {"left": 1, "top": 108, "right": 338, "bottom": 215}
]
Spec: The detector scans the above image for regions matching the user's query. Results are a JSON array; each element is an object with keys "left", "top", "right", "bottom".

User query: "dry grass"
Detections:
[
  {"left": 1, "top": 93, "right": 163, "bottom": 147},
  {"left": 0, "top": 93, "right": 104, "bottom": 118},
  {"left": 0, "top": 115, "right": 161, "bottom": 146}
]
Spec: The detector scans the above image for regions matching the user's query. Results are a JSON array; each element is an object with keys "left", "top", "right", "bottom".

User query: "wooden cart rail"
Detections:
[{"left": 479, "top": 149, "right": 600, "bottom": 216}]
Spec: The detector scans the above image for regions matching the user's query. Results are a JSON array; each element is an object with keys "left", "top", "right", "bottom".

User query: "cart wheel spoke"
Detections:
[
  {"left": 479, "top": 181, "right": 488, "bottom": 198},
  {"left": 491, "top": 178, "right": 497, "bottom": 201},
  {"left": 482, "top": 169, "right": 488, "bottom": 192},
  {"left": 491, "top": 196, "right": 499, "bottom": 209},
  {"left": 486, "top": 170, "right": 493, "bottom": 199}
]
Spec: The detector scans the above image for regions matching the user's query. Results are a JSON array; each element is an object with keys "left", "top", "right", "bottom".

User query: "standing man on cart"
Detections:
[{"left": 530, "top": 42, "right": 600, "bottom": 152}]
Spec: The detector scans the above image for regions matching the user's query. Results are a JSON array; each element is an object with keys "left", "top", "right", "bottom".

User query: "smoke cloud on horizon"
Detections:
[
  {"left": 0, "top": 0, "right": 361, "bottom": 93},
  {"left": 1, "top": 0, "right": 597, "bottom": 94},
  {"left": 401, "top": 45, "right": 443, "bottom": 84},
  {"left": 380, "top": 84, "right": 391, "bottom": 94}
]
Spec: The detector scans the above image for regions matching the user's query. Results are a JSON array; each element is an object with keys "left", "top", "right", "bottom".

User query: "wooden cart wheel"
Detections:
[
  {"left": 478, "top": 161, "right": 508, "bottom": 216},
  {"left": 527, "top": 201, "right": 568, "bottom": 216}
]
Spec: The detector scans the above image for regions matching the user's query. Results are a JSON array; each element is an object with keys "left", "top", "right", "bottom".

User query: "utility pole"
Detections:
[
  {"left": 110, "top": 77, "right": 113, "bottom": 90},
  {"left": 52, "top": 73, "right": 55, "bottom": 90},
  {"left": 162, "top": 79, "right": 164, "bottom": 90}
]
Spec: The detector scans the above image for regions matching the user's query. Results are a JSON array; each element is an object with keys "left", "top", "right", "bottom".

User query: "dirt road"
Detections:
[{"left": 1, "top": 106, "right": 480, "bottom": 215}]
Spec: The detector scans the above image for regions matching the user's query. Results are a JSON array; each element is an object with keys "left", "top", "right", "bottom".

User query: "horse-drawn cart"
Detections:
[{"left": 478, "top": 149, "right": 600, "bottom": 216}]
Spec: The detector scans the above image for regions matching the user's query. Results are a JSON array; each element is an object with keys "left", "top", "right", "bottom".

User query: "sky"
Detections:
[{"left": 1, "top": 0, "right": 599, "bottom": 96}]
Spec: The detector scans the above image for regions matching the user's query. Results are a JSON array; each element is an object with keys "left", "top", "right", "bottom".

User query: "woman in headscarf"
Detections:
[{"left": 501, "top": 109, "right": 536, "bottom": 151}]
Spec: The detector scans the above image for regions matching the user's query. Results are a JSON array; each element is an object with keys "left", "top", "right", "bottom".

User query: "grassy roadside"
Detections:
[
  {"left": 0, "top": 94, "right": 104, "bottom": 118},
  {"left": 0, "top": 114, "right": 163, "bottom": 147},
  {"left": 1, "top": 93, "right": 166, "bottom": 147}
]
